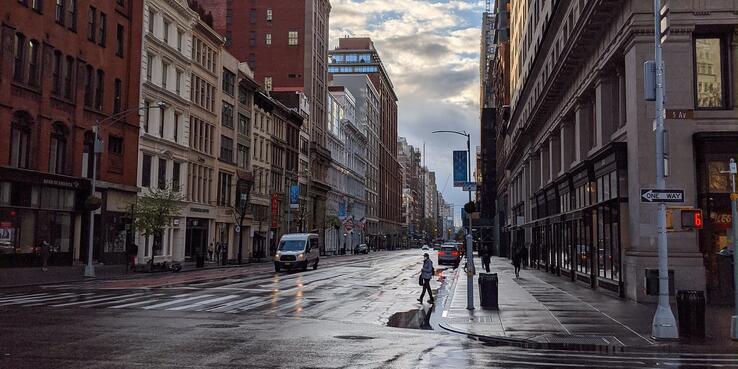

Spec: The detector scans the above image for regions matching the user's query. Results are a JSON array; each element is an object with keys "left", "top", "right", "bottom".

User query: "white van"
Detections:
[{"left": 274, "top": 233, "right": 320, "bottom": 272}]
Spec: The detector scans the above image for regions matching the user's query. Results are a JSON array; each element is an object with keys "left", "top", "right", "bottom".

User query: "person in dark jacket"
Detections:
[
  {"left": 512, "top": 247, "right": 524, "bottom": 278},
  {"left": 481, "top": 250, "right": 491, "bottom": 273},
  {"left": 127, "top": 242, "right": 138, "bottom": 271},
  {"left": 40, "top": 240, "right": 51, "bottom": 272},
  {"left": 418, "top": 253, "right": 434, "bottom": 304}
]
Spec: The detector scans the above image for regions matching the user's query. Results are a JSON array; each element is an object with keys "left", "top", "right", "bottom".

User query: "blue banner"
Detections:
[
  {"left": 453, "top": 150, "right": 468, "bottom": 186},
  {"left": 338, "top": 202, "right": 346, "bottom": 217},
  {"left": 290, "top": 185, "right": 299, "bottom": 209}
]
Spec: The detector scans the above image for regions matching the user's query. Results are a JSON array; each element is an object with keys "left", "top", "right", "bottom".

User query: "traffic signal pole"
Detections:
[{"left": 651, "top": 0, "right": 678, "bottom": 340}]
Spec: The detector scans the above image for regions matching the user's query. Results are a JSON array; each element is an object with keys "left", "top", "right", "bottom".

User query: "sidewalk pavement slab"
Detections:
[{"left": 439, "top": 255, "right": 738, "bottom": 351}]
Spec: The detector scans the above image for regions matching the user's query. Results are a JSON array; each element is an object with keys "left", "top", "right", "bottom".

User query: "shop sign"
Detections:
[
  {"left": 271, "top": 194, "right": 280, "bottom": 228},
  {"left": 191, "top": 207, "right": 210, "bottom": 214},
  {"left": 42, "top": 178, "right": 80, "bottom": 189}
]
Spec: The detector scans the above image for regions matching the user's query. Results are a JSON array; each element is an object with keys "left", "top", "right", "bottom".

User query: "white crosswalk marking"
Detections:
[
  {"left": 52, "top": 293, "right": 144, "bottom": 307},
  {"left": 166, "top": 295, "right": 239, "bottom": 311},
  {"left": 0, "top": 293, "right": 51, "bottom": 302},
  {"left": 110, "top": 298, "right": 164, "bottom": 309},
  {"left": 83, "top": 294, "right": 162, "bottom": 308},
  {"left": 203, "top": 296, "right": 260, "bottom": 312},
  {"left": 141, "top": 294, "right": 214, "bottom": 310},
  {"left": 0, "top": 293, "right": 81, "bottom": 306}
]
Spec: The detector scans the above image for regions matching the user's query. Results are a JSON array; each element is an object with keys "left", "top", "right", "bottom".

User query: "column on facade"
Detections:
[
  {"left": 550, "top": 132, "right": 561, "bottom": 178},
  {"left": 595, "top": 72, "right": 618, "bottom": 148},
  {"left": 541, "top": 145, "right": 550, "bottom": 185},
  {"left": 574, "top": 96, "right": 593, "bottom": 162}
]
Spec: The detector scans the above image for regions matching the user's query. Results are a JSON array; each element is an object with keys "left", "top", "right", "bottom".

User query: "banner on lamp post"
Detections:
[
  {"left": 453, "top": 150, "right": 468, "bottom": 187},
  {"left": 290, "top": 185, "right": 299, "bottom": 209}
]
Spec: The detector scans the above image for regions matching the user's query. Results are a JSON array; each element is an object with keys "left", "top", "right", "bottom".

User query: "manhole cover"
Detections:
[{"left": 334, "top": 335, "right": 375, "bottom": 340}]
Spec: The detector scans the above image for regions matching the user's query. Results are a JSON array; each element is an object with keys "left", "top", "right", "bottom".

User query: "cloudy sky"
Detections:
[{"left": 329, "top": 0, "right": 484, "bottom": 226}]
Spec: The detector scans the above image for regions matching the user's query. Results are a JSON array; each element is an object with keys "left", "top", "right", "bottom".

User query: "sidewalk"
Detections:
[{"left": 438, "top": 256, "right": 738, "bottom": 351}]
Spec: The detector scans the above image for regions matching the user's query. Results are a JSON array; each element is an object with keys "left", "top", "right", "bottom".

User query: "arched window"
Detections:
[
  {"left": 49, "top": 123, "right": 68, "bottom": 174},
  {"left": 10, "top": 112, "right": 32, "bottom": 169}
]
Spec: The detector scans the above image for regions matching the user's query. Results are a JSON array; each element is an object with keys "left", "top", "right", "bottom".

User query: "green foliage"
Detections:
[{"left": 130, "top": 185, "right": 184, "bottom": 238}]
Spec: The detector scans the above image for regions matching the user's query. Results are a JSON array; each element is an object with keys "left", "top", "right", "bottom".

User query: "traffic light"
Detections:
[{"left": 681, "top": 209, "right": 703, "bottom": 229}]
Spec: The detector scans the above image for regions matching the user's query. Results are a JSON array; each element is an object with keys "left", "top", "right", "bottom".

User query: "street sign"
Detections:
[
  {"left": 289, "top": 185, "right": 299, "bottom": 209},
  {"left": 660, "top": 3, "right": 670, "bottom": 45},
  {"left": 235, "top": 225, "right": 241, "bottom": 233},
  {"left": 462, "top": 182, "right": 477, "bottom": 191},
  {"left": 453, "top": 151, "right": 468, "bottom": 187},
  {"left": 665, "top": 109, "right": 693, "bottom": 120},
  {"left": 641, "top": 189, "right": 684, "bottom": 203}
]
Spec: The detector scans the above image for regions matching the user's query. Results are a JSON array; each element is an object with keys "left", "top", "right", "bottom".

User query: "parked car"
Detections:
[
  {"left": 421, "top": 245, "right": 430, "bottom": 251},
  {"left": 354, "top": 243, "right": 369, "bottom": 254},
  {"left": 433, "top": 244, "right": 442, "bottom": 251},
  {"left": 274, "top": 233, "right": 320, "bottom": 272},
  {"left": 438, "top": 245, "right": 461, "bottom": 266}
]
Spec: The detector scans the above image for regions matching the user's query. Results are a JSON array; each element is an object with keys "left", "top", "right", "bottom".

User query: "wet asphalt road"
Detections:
[{"left": 0, "top": 250, "right": 736, "bottom": 368}]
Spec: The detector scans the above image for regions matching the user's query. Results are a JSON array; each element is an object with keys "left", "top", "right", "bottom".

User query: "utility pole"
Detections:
[
  {"left": 728, "top": 159, "right": 738, "bottom": 340},
  {"left": 650, "top": 0, "right": 678, "bottom": 340}
]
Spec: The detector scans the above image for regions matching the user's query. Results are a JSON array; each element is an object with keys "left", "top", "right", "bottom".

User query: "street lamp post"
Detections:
[
  {"left": 726, "top": 158, "right": 738, "bottom": 339},
  {"left": 85, "top": 102, "right": 166, "bottom": 277},
  {"left": 432, "top": 130, "right": 475, "bottom": 310}
]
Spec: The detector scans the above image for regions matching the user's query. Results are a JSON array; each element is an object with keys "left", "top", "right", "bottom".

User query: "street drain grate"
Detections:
[
  {"left": 334, "top": 335, "right": 375, "bottom": 340},
  {"left": 534, "top": 334, "right": 624, "bottom": 346}
]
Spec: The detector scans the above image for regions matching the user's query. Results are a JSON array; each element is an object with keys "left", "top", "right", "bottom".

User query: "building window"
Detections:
[
  {"left": 63, "top": 56, "right": 74, "bottom": 99},
  {"left": 13, "top": 33, "right": 25, "bottom": 82},
  {"left": 52, "top": 51, "right": 62, "bottom": 95},
  {"left": 163, "top": 19, "right": 170, "bottom": 44},
  {"left": 161, "top": 61, "right": 169, "bottom": 89},
  {"left": 222, "top": 69, "right": 235, "bottom": 95},
  {"left": 31, "top": 0, "right": 42, "bottom": 12},
  {"left": 143, "top": 100, "right": 150, "bottom": 133},
  {"left": 237, "top": 144, "right": 248, "bottom": 169},
  {"left": 142, "top": 154, "right": 152, "bottom": 187},
  {"left": 148, "top": 9, "right": 155, "bottom": 34},
  {"left": 55, "top": 0, "right": 65, "bottom": 25},
  {"left": 266, "top": 33, "right": 272, "bottom": 45},
  {"left": 217, "top": 172, "right": 233, "bottom": 207},
  {"left": 173, "top": 112, "right": 180, "bottom": 142},
  {"left": 84, "top": 65, "right": 93, "bottom": 107},
  {"left": 220, "top": 136, "right": 233, "bottom": 163},
  {"left": 98, "top": 12, "right": 106, "bottom": 46},
  {"left": 172, "top": 162, "right": 181, "bottom": 191},
  {"left": 116, "top": 24, "right": 124, "bottom": 56},
  {"left": 266, "top": 9, "right": 272, "bottom": 21},
  {"left": 146, "top": 54, "right": 153, "bottom": 82},
  {"left": 264, "top": 76, "right": 272, "bottom": 91},
  {"left": 159, "top": 108, "right": 165, "bottom": 138},
  {"left": 49, "top": 124, "right": 67, "bottom": 174},
  {"left": 176, "top": 70, "right": 182, "bottom": 95},
  {"left": 95, "top": 69, "right": 104, "bottom": 110},
  {"left": 222, "top": 102, "right": 234, "bottom": 128},
  {"left": 238, "top": 113, "right": 249, "bottom": 135},
  {"left": 67, "top": 0, "right": 76, "bottom": 31},
  {"left": 109, "top": 135, "right": 123, "bottom": 155},
  {"left": 113, "top": 78, "right": 122, "bottom": 114},
  {"left": 27, "top": 40, "right": 40, "bottom": 87},
  {"left": 695, "top": 36, "right": 728, "bottom": 109},
  {"left": 250, "top": 9, "right": 256, "bottom": 23},
  {"left": 10, "top": 114, "right": 32, "bottom": 169},
  {"left": 158, "top": 158, "right": 167, "bottom": 190},
  {"left": 177, "top": 30, "right": 183, "bottom": 52},
  {"left": 288, "top": 31, "right": 298, "bottom": 46},
  {"left": 87, "top": 6, "right": 96, "bottom": 42},
  {"left": 250, "top": 31, "right": 256, "bottom": 47}
]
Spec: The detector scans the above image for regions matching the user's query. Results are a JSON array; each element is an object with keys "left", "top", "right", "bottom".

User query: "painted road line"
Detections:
[
  {"left": 110, "top": 298, "right": 163, "bottom": 309},
  {"left": 141, "top": 294, "right": 214, "bottom": 310},
  {"left": 83, "top": 294, "right": 164, "bottom": 308},
  {"left": 0, "top": 293, "right": 88, "bottom": 306},
  {"left": 0, "top": 293, "right": 52, "bottom": 302},
  {"left": 166, "top": 295, "right": 239, "bottom": 311},
  {"left": 52, "top": 293, "right": 144, "bottom": 307},
  {"left": 203, "top": 296, "right": 260, "bottom": 312}
]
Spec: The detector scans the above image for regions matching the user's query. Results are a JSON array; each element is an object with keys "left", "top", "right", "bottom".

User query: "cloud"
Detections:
[{"left": 330, "top": 0, "right": 484, "bottom": 222}]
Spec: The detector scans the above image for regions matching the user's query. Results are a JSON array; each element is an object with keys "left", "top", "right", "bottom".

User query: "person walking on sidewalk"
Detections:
[
  {"left": 39, "top": 240, "right": 51, "bottom": 272},
  {"left": 418, "top": 253, "right": 435, "bottom": 304},
  {"left": 208, "top": 242, "right": 215, "bottom": 262},
  {"left": 512, "top": 247, "right": 523, "bottom": 278},
  {"left": 481, "top": 249, "right": 491, "bottom": 273},
  {"left": 126, "top": 242, "right": 138, "bottom": 271}
]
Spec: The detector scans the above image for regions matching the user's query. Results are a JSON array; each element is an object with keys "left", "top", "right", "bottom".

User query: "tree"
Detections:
[
  {"left": 130, "top": 184, "right": 184, "bottom": 269},
  {"left": 234, "top": 171, "right": 254, "bottom": 264}
]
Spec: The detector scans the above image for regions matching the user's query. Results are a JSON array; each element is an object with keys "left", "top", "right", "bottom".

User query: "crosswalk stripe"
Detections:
[
  {"left": 228, "top": 298, "right": 275, "bottom": 313},
  {"left": 167, "top": 295, "right": 239, "bottom": 311},
  {"left": 110, "top": 298, "right": 163, "bottom": 309},
  {"left": 0, "top": 293, "right": 84, "bottom": 306},
  {"left": 204, "top": 296, "right": 260, "bottom": 312},
  {"left": 141, "top": 294, "right": 214, "bottom": 310},
  {"left": 0, "top": 293, "right": 51, "bottom": 302},
  {"left": 52, "top": 293, "right": 144, "bottom": 307},
  {"left": 83, "top": 294, "right": 163, "bottom": 308}
]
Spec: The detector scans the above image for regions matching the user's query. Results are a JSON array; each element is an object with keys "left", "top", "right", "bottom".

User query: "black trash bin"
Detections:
[
  {"left": 196, "top": 254, "right": 205, "bottom": 268},
  {"left": 676, "top": 290, "right": 705, "bottom": 338},
  {"left": 479, "top": 273, "right": 499, "bottom": 310}
]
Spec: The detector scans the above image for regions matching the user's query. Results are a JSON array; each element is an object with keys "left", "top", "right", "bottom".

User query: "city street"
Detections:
[{"left": 1, "top": 250, "right": 736, "bottom": 368}]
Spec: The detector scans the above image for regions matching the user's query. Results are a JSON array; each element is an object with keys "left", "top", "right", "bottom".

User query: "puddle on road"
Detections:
[{"left": 387, "top": 308, "right": 433, "bottom": 330}]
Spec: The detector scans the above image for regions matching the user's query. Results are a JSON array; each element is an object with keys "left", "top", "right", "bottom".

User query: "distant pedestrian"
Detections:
[
  {"left": 512, "top": 247, "right": 524, "bottom": 278},
  {"left": 418, "top": 253, "right": 435, "bottom": 304},
  {"left": 208, "top": 242, "right": 215, "bottom": 262},
  {"left": 126, "top": 242, "right": 138, "bottom": 271},
  {"left": 481, "top": 250, "right": 491, "bottom": 273},
  {"left": 40, "top": 240, "right": 51, "bottom": 272}
]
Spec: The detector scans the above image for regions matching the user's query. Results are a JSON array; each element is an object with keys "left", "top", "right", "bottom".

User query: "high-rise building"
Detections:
[
  {"left": 329, "top": 37, "right": 402, "bottom": 250},
  {"left": 203, "top": 0, "right": 333, "bottom": 252},
  {"left": 0, "top": 0, "right": 144, "bottom": 267}
]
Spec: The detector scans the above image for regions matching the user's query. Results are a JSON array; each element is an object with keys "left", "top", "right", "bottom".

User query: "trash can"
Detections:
[
  {"left": 479, "top": 273, "right": 499, "bottom": 310},
  {"left": 196, "top": 254, "right": 205, "bottom": 268},
  {"left": 676, "top": 290, "right": 705, "bottom": 338}
]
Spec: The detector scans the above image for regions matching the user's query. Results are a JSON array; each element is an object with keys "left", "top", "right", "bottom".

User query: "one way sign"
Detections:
[{"left": 641, "top": 189, "right": 684, "bottom": 203}]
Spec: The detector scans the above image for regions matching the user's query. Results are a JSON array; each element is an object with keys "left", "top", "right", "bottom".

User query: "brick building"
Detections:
[{"left": 0, "top": 0, "right": 143, "bottom": 266}]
